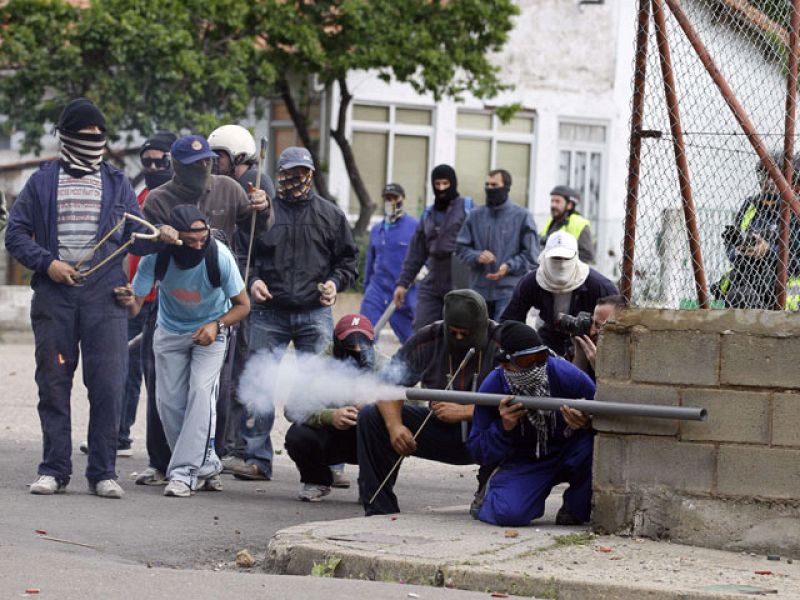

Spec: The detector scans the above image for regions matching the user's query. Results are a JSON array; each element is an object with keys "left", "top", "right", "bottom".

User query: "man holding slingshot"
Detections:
[{"left": 357, "top": 289, "right": 499, "bottom": 516}]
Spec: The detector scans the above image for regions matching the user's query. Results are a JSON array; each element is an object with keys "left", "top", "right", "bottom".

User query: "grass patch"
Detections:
[{"left": 551, "top": 532, "right": 595, "bottom": 547}]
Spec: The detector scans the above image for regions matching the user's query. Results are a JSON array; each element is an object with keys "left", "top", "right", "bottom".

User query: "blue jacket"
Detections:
[
  {"left": 456, "top": 200, "right": 539, "bottom": 301},
  {"left": 501, "top": 267, "right": 618, "bottom": 356},
  {"left": 5, "top": 160, "right": 153, "bottom": 289},
  {"left": 365, "top": 214, "right": 418, "bottom": 296},
  {"left": 467, "top": 360, "right": 596, "bottom": 466}
]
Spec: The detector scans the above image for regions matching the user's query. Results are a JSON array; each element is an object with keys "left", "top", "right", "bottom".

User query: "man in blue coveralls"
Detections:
[
  {"left": 360, "top": 183, "right": 418, "bottom": 343},
  {"left": 5, "top": 98, "right": 177, "bottom": 498},
  {"left": 467, "top": 321, "right": 596, "bottom": 526}
]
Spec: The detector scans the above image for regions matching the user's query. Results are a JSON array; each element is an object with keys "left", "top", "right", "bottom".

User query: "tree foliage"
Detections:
[{"left": 0, "top": 0, "right": 274, "bottom": 152}]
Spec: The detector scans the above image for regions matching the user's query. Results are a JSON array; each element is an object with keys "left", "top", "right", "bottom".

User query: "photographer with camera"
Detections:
[
  {"left": 569, "top": 295, "right": 628, "bottom": 381},
  {"left": 714, "top": 153, "right": 800, "bottom": 310},
  {"left": 501, "top": 231, "right": 618, "bottom": 357}
]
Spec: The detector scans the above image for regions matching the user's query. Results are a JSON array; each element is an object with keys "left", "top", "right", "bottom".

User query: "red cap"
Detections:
[{"left": 334, "top": 314, "right": 375, "bottom": 341}]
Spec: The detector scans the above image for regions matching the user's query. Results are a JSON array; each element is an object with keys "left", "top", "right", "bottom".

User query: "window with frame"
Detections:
[
  {"left": 349, "top": 103, "right": 433, "bottom": 218},
  {"left": 454, "top": 110, "right": 535, "bottom": 207},
  {"left": 557, "top": 121, "right": 607, "bottom": 233}
]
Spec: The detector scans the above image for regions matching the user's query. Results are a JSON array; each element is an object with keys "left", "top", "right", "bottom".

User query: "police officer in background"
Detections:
[{"left": 540, "top": 185, "right": 594, "bottom": 264}]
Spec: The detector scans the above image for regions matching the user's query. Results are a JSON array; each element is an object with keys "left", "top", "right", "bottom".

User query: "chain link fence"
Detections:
[{"left": 622, "top": 0, "right": 800, "bottom": 310}]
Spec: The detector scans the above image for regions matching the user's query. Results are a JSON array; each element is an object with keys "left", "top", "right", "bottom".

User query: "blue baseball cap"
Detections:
[
  {"left": 171, "top": 135, "right": 218, "bottom": 165},
  {"left": 278, "top": 146, "right": 315, "bottom": 172}
]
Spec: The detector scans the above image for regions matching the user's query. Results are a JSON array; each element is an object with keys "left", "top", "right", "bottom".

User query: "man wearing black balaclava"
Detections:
[
  {"left": 393, "top": 164, "right": 473, "bottom": 331},
  {"left": 134, "top": 133, "right": 270, "bottom": 487},
  {"left": 110, "top": 131, "right": 177, "bottom": 462},
  {"left": 467, "top": 321, "right": 595, "bottom": 527},
  {"left": 357, "top": 289, "right": 500, "bottom": 516},
  {"left": 122, "top": 204, "right": 250, "bottom": 498},
  {"left": 456, "top": 169, "right": 539, "bottom": 320},
  {"left": 5, "top": 98, "right": 178, "bottom": 499}
]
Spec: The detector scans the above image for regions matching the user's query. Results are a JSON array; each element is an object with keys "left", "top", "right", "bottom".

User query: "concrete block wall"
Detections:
[{"left": 591, "top": 308, "right": 800, "bottom": 557}]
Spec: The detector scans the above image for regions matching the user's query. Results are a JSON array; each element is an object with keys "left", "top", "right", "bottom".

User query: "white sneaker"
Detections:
[
  {"left": 298, "top": 483, "right": 331, "bottom": 502},
  {"left": 116, "top": 447, "right": 133, "bottom": 457},
  {"left": 198, "top": 473, "right": 223, "bottom": 492},
  {"left": 135, "top": 467, "right": 168, "bottom": 486},
  {"left": 90, "top": 479, "right": 124, "bottom": 499},
  {"left": 164, "top": 480, "right": 192, "bottom": 498},
  {"left": 220, "top": 455, "right": 246, "bottom": 474},
  {"left": 331, "top": 469, "right": 351, "bottom": 489},
  {"left": 30, "top": 475, "right": 66, "bottom": 495}
]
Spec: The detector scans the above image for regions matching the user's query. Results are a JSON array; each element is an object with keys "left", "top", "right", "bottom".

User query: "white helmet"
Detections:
[{"left": 207, "top": 124, "right": 257, "bottom": 164}]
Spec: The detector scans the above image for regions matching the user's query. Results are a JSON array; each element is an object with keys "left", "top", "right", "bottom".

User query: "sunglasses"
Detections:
[
  {"left": 497, "top": 345, "right": 550, "bottom": 368},
  {"left": 141, "top": 156, "right": 171, "bottom": 169}
]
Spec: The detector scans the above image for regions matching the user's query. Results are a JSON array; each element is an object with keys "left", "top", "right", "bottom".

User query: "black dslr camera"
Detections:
[{"left": 554, "top": 311, "right": 593, "bottom": 337}]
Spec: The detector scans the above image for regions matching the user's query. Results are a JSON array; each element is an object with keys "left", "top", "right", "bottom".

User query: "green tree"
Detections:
[
  {"left": 253, "top": 0, "right": 519, "bottom": 235},
  {"left": 0, "top": 0, "right": 274, "bottom": 152}
]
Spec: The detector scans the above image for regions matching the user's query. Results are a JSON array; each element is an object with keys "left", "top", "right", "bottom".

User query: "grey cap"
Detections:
[
  {"left": 382, "top": 182, "right": 405, "bottom": 198},
  {"left": 278, "top": 146, "right": 315, "bottom": 172},
  {"left": 550, "top": 184, "right": 580, "bottom": 204}
]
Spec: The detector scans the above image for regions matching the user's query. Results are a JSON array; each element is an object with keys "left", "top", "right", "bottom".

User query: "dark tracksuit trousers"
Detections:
[
  {"left": 284, "top": 423, "right": 358, "bottom": 486},
  {"left": 31, "top": 278, "right": 127, "bottom": 485},
  {"left": 357, "top": 403, "right": 474, "bottom": 516}
]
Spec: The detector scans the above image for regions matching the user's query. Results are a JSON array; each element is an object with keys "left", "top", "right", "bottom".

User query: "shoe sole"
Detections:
[
  {"left": 30, "top": 487, "right": 66, "bottom": 495},
  {"left": 331, "top": 481, "right": 351, "bottom": 489},
  {"left": 232, "top": 473, "right": 269, "bottom": 481},
  {"left": 164, "top": 490, "right": 193, "bottom": 497},
  {"left": 116, "top": 450, "right": 133, "bottom": 457}
]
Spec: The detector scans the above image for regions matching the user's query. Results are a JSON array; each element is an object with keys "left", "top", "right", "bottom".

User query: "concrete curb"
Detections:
[{"left": 265, "top": 514, "right": 794, "bottom": 599}]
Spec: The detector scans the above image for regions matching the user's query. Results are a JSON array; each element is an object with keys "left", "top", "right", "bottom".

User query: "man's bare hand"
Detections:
[
  {"left": 498, "top": 396, "right": 527, "bottom": 432},
  {"left": 319, "top": 280, "right": 337, "bottom": 306},
  {"left": 388, "top": 423, "right": 417, "bottom": 456},
  {"left": 332, "top": 406, "right": 359, "bottom": 430},
  {"left": 478, "top": 250, "right": 496, "bottom": 265},
  {"left": 192, "top": 322, "right": 219, "bottom": 346},
  {"left": 393, "top": 286, "right": 407, "bottom": 308},
  {"left": 47, "top": 260, "right": 80, "bottom": 286},
  {"left": 251, "top": 279, "right": 272, "bottom": 303},
  {"left": 574, "top": 335, "right": 597, "bottom": 370},
  {"left": 486, "top": 263, "right": 509, "bottom": 281},
  {"left": 561, "top": 405, "right": 591, "bottom": 430},
  {"left": 114, "top": 284, "right": 135, "bottom": 307},
  {"left": 430, "top": 401, "right": 473, "bottom": 423},
  {"left": 737, "top": 234, "right": 770, "bottom": 259},
  {"left": 247, "top": 184, "right": 269, "bottom": 213},
  {"left": 157, "top": 225, "right": 180, "bottom": 245}
]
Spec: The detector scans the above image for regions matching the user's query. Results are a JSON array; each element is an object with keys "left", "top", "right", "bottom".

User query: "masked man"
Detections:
[
  {"left": 6, "top": 98, "right": 177, "bottom": 498},
  {"left": 502, "top": 231, "right": 617, "bottom": 357},
  {"left": 393, "top": 165, "right": 472, "bottom": 331},
  {"left": 124, "top": 205, "right": 250, "bottom": 497},
  {"left": 456, "top": 169, "right": 539, "bottom": 320},
  {"left": 235, "top": 146, "right": 358, "bottom": 482},
  {"left": 357, "top": 289, "right": 499, "bottom": 516},
  {"left": 468, "top": 322, "right": 596, "bottom": 526},
  {"left": 284, "top": 314, "right": 386, "bottom": 502},
  {"left": 361, "top": 183, "right": 419, "bottom": 343}
]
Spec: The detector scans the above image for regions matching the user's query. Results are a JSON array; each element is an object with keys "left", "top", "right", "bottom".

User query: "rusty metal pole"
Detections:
[
  {"left": 777, "top": 0, "right": 800, "bottom": 310},
  {"left": 652, "top": 0, "right": 709, "bottom": 308},
  {"left": 621, "top": 0, "right": 652, "bottom": 304},
  {"left": 664, "top": 0, "right": 800, "bottom": 223}
]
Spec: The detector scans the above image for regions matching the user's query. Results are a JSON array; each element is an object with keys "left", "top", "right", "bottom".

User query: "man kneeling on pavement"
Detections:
[
  {"left": 468, "top": 321, "right": 596, "bottom": 526},
  {"left": 122, "top": 205, "right": 250, "bottom": 497},
  {"left": 285, "top": 314, "right": 385, "bottom": 502}
]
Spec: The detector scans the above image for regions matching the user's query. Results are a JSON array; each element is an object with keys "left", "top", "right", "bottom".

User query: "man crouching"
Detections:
[
  {"left": 120, "top": 205, "right": 250, "bottom": 497},
  {"left": 467, "top": 321, "right": 595, "bottom": 526}
]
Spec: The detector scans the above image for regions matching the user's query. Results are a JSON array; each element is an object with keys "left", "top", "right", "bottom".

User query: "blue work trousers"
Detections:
[
  {"left": 360, "top": 285, "right": 415, "bottom": 344},
  {"left": 477, "top": 432, "right": 594, "bottom": 527},
  {"left": 239, "top": 306, "right": 334, "bottom": 478},
  {"left": 31, "top": 279, "right": 127, "bottom": 485}
]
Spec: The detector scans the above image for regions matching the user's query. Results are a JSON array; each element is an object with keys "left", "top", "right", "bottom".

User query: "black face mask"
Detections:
[
  {"left": 485, "top": 186, "right": 508, "bottom": 207},
  {"left": 144, "top": 168, "right": 172, "bottom": 190},
  {"left": 172, "top": 160, "right": 211, "bottom": 200},
  {"left": 171, "top": 230, "right": 210, "bottom": 270},
  {"left": 333, "top": 333, "right": 376, "bottom": 371}
]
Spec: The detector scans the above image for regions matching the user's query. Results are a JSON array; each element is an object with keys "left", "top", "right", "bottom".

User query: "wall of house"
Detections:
[{"left": 592, "top": 308, "right": 800, "bottom": 557}]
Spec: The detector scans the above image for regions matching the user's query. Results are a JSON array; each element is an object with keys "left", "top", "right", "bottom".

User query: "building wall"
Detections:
[
  {"left": 327, "top": 0, "right": 636, "bottom": 278},
  {"left": 592, "top": 308, "right": 800, "bottom": 557}
]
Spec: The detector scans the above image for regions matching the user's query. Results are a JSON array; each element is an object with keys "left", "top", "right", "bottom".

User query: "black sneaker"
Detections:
[{"left": 555, "top": 505, "right": 585, "bottom": 526}]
